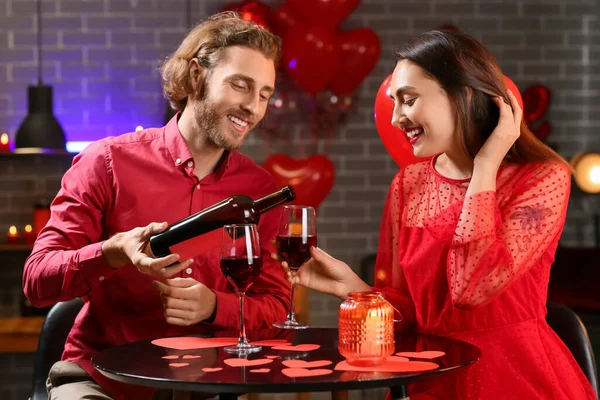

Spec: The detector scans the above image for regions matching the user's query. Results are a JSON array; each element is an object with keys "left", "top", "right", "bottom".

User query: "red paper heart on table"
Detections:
[
  {"left": 264, "top": 154, "right": 335, "bottom": 210},
  {"left": 250, "top": 340, "right": 291, "bottom": 347},
  {"left": 202, "top": 367, "right": 223, "bottom": 372},
  {"left": 335, "top": 360, "right": 439, "bottom": 372},
  {"left": 328, "top": 28, "right": 381, "bottom": 96},
  {"left": 272, "top": 344, "right": 321, "bottom": 352},
  {"left": 169, "top": 363, "right": 190, "bottom": 368},
  {"left": 224, "top": 358, "right": 274, "bottom": 367},
  {"left": 161, "top": 355, "right": 179, "bottom": 360},
  {"left": 282, "top": 368, "right": 333, "bottom": 378},
  {"left": 182, "top": 355, "right": 201, "bottom": 359},
  {"left": 286, "top": 0, "right": 360, "bottom": 28},
  {"left": 386, "top": 356, "right": 410, "bottom": 362},
  {"left": 250, "top": 368, "right": 271, "bottom": 373},
  {"left": 152, "top": 337, "right": 237, "bottom": 350},
  {"left": 282, "top": 25, "right": 340, "bottom": 95},
  {"left": 282, "top": 360, "right": 332, "bottom": 369},
  {"left": 396, "top": 351, "right": 445, "bottom": 359}
]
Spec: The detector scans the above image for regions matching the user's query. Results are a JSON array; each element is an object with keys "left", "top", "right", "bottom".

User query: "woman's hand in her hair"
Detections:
[{"left": 474, "top": 88, "right": 523, "bottom": 170}]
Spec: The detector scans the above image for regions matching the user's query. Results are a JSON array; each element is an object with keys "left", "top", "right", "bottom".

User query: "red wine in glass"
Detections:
[
  {"left": 220, "top": 256, "right": 262, "bottom": 292},
  {"left": 275, "top": 235, "right": 317, "bottom": 271},
  {"left": 220, "top": 223, "right": 263, "bottom": 354},
  {"left": 273, "top": 205, "right": 316, "bottom": 330}
]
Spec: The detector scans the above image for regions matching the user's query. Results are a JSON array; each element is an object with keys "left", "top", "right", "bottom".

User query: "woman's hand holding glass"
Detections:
[{"left": 282, "top": 245, "right": 371, "bottom": 300}]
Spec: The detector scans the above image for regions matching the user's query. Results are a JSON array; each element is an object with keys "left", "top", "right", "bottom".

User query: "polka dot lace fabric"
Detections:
[{"left": 372, "top": 157, "right": 596, "bottom": 399}]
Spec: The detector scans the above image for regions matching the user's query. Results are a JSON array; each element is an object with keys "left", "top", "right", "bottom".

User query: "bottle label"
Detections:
[{"left": 168, "top": 229, "right": 223, "bottom": 261}]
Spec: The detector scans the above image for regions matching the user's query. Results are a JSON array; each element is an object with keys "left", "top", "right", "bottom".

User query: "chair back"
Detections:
[
  {"left": 546, "top": 302, "right": 598, "bottom": 397},
  {"left": 30, "top": 298, "right": 84, "bottom": 400}
]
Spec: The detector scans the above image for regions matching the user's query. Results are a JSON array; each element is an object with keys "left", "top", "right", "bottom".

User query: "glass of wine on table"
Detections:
[
  {"left": 220, "top": 223, "right": 263, "bottom": 354},
  {"left": 273, "top": 205, "right": 317, "bottom": 330}
]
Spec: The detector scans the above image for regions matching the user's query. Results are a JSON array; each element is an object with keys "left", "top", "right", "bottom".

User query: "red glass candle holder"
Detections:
[
  {"left": 23, "top": 224, "right": 36, "bottom": 244},
  {"left": 0, "top": 133, "right": 10, "bottom": 152},
  {"left": 7, "top": 225, "right": 20, "bottom": 244},
  {"left": 338, "top": 291, "right": 395, "bottom": 367}
]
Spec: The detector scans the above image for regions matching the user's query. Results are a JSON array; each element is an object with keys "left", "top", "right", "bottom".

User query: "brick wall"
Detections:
[{"left": 0, "top": 0, "right": 598, "bottom": 399}]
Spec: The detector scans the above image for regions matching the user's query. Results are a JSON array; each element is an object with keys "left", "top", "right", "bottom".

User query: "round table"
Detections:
[{"left": 92, "top": 328, "right": 480, "bottom": 399}]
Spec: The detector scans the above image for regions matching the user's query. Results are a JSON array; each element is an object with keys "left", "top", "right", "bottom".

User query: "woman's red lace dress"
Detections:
[{"left": 375, "top": 156, "right": 597, "bottom": 399}]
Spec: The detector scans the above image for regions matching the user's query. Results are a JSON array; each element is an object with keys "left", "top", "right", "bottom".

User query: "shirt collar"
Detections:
[
  {"left": 164, "top": 113, "right": 194, "bottom": 168},
  {"left": 163, "top": 113, "right": 233, "bottom": 183}
]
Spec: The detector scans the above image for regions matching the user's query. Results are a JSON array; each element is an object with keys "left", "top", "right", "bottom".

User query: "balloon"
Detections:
[
  {"left": 286, "top": 0, "right": 360, "bottom": 29},
  {"left": 522, "top": 84, "right": 550, "bottom": 122},
  {"left": 374, "top": 74, "right": 423, "bottom": 168},
  {"left": 522, "top": 84, "right": 551, "bottom": 141},
  {"left": 282, "top": 25, "right": 340, "bottom": 95},
  {"left": 270, "top": 2, "right": 298, "bottom": 38},
  {"left": 328, "top": 28, "right": 381, "bottom": 96},
  {"left": 503, "top": 75, "right": 523, "bottom": 109},
  {"left": 223, "top": 1, "right": 272, "bottom": 29},
  {"left": 264, "top": 154, "right": 335, "bottom": 209}
]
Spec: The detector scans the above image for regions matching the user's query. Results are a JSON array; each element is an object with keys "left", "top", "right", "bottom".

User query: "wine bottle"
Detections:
[{"left": 149, "top": 185, "right": 295, "bottom": 260}]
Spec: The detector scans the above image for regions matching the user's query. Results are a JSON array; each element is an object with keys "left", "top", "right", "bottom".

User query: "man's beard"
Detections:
[{"left": 193, "top": 97, "right": 253, "bottom": 152}]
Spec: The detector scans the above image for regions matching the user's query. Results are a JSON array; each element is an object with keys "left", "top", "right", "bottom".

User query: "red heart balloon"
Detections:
[
  {"left": 270, "top": 2, "right": 298, "bottom": 38},
  {"left": 374, "top": 74, "right": 423, "bottom": 168},
  {"left": 286, "top": 0, "right": 360, "bottom": 29},
  {"left": 223, "top": 1, "right": 272, "bottom": 30},
  {"left": 522, "top": 84, "right": 550, "bottom": 123},
  {"left": 328, "top": 28, "right": 381, "bottom": 96},
  {"left": 264, "top": 154, "right": 335, "bottom": 209},
  {"left": 282, "top": 25, "right": 340, "bottom": 95}
]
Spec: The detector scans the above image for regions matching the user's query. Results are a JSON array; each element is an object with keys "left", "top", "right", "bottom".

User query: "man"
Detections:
[{"left": 22, "top": 12, "right": 290, "bottom": 400}]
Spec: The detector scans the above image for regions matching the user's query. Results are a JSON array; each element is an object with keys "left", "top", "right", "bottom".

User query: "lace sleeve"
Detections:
[
  {"left": 374, "top": 170, "right": 416, "bottom": 327},
  {"left": 448, "top": 162, "right": 570, "bottom": 309}
]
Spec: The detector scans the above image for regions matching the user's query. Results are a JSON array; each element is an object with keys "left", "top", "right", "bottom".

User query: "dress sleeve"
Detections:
[
  {"left": 374, "top": 170, "right": 417, "bottom": 328},
  {"left": 448, "top": 162, "right": 570, "bottom": 309}
]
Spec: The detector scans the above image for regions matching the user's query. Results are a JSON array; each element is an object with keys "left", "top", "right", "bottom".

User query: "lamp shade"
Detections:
[
  {"left": 571, "top": 152, "right": 600, "bottom": 194},
  {"left": 15, "top": 85, "right": 66, "bottom": 153}
]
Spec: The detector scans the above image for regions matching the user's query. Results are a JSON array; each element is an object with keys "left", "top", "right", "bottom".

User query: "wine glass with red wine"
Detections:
[
  {"left": 220, "top": 223, "right": 263, "bottom": 354},
  {"left": 272, "top": 205, "right": 317, "bottom": 329}
]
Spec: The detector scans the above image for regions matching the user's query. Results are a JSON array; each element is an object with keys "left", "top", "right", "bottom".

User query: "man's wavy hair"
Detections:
[{"left": 160, "top": 11, "right": 281, "bottom": 111}]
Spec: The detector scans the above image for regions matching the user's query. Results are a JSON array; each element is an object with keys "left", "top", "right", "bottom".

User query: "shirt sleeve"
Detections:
[
  {"left": 373, "top": 170, "right": 417, "bottom": 329},
  {"left": 208, "top": 180, "right": 291, "bottom": 332},
  {"left": 22, "top": 141, "right": 117, "bottom": 308},
  {"left": 447, "top": 162, "right": 570, "bottom": 309}
]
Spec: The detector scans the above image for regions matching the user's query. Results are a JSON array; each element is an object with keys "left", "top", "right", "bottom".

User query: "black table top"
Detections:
[{"left": 92, "top": 328, "right": 480, "bottom": 394}]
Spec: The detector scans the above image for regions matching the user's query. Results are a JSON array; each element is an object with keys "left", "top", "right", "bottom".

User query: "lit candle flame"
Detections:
[
  {"left": 25, "top": 224, "right": 33, "bottom": 233},
  {"left": 1, "top": 133, "right": 8, "bottom": 145},
  {"left": 135, "top": 126, "right": 143, "bottom": 132},
  {"left": 9, "top": 225, "right": 17, "bottom": 235}
]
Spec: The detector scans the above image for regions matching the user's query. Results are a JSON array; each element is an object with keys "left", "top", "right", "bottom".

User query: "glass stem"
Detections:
[
  {"left": 287, "top": 284, "right": 296, "bottom": 322},
  {"left": 238, "top": 292, "right": 247, "bottom": 345}
]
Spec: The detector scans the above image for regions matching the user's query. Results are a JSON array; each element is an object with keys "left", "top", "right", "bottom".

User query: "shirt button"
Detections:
[
  {"left": 196, "top": 184, "right": 200, "bottom": 190},
  {"left": 187, "top": 161, "right": 193, "bottom": 168},
  {"left": 99, "top": 276, "right": 105, "bottom": 281},
  {"left": 176, "top": 158, "right": 181, "bottom": 164},
  {"left": 185, "top": 268, "right": 192, "bottom": 274}
]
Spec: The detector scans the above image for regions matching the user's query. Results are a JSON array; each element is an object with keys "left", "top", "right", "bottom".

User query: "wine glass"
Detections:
[
  {"left": 220, "top": 223, "right": 263, "bottom": 354},
  {"left": 272, "top": 205, "right": 317, "bottom": 330}
]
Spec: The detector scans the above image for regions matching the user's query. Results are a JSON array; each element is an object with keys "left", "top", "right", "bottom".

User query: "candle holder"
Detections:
[
  {"left": 7, "top": 226, "right": 20, "bottom": 244},
  {"left": 23, "top": 224, "right": 36, "bottom": 244},
  {"left": 0, "top": 133, "right": 10, "bottom": 152},
  {"left": 338, "top": 291, "right": 395, "bottom": 367}
]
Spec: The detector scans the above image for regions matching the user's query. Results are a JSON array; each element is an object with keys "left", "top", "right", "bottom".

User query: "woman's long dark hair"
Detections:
[{"left": 394, "top": 30, "right": 570, "bottom": 170}]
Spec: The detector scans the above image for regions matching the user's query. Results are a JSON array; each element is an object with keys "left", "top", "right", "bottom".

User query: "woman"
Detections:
[{"left": 281, "top": 30, "right": 597, "bottom": 399}]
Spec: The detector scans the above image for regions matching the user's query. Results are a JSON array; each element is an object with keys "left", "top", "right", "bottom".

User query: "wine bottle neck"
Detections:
[{"left": 254, "top": 186, "right": 295, "bottom": 214}]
